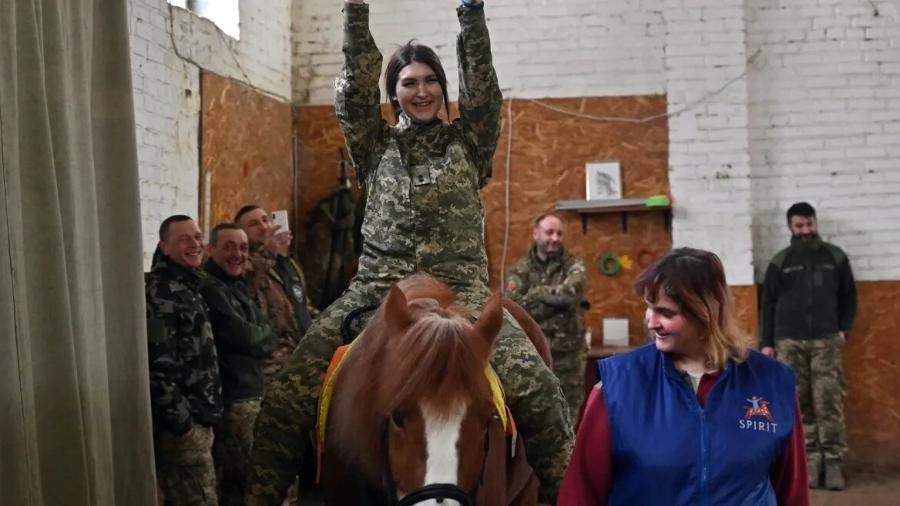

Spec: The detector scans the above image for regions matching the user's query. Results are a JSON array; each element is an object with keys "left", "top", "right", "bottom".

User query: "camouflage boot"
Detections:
[
  {"left": 808, "top": 456, "right": 822, "bottom": 489},
  {"left": 825, "top": 460, "right": 845, "bottom": 491}
]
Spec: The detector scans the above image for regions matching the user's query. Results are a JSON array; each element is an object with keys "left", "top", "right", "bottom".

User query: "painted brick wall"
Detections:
[
  {"left": 746, "top": 0, "right": 900, "bottom": 281},
  {"left": 663, "top": 0, "right": 756, "bottom": 285},
  {"left": 291, "top": 0, "right": 668, "bottom": 104},
  {"left": 128, "top": 0, "right": 291, "bottom": 268}
]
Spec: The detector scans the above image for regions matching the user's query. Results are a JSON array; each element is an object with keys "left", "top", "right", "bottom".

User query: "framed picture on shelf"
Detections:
[{"left": 585, "top": 161, "right": 622, "bottom": 200}]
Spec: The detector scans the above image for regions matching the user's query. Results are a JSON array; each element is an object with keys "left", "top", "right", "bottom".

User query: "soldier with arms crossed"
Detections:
[{"left": 507, "top": 213, "right": 588, "bottom": 424}]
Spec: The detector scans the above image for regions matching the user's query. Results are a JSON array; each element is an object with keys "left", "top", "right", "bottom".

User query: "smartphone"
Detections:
[{"left": 271, "top": 210, "right": 290, "bottom": 233}]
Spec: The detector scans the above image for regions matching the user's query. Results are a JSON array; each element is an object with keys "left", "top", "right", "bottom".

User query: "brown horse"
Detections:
[{"left": 318, "top": 275, "right": 547, "bottom": 505}]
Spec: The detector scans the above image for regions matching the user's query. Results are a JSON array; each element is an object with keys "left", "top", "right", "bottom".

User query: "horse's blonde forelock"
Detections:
[{"left": 377, "top": 305, "right": 491, "bottom": 418}]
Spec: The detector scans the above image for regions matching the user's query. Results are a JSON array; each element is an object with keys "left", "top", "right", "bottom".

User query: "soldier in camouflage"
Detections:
[
  {"left": 247, "top": 1, "right": 574, "bottom": 504},
  {"left": 198, "top": 224, "right": 276, "bottom": 506},
  {"left": 145, "top": 215, "right": 221, "bottom": 506},
  {"left": 507, "top": 213, "right": 588, "bottom": 425},
  {"left": 760, "top": 202, "right": 857, "bottom": 491},
  {"left": 236, "top": 205, "right": 316, "bottom": 379}
]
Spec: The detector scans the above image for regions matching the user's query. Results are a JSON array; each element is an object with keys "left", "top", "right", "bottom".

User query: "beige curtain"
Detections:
[{"left": 0, "top": 0, "right": 157, "bottom": 505}]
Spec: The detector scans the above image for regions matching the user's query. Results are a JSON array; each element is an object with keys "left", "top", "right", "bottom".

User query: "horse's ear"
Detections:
[
  {"left": 384, "top": 283, "right": 413, "bottom": 333},
  {"left": 473, "top": 293, "right": 503, "bottom": 348}
]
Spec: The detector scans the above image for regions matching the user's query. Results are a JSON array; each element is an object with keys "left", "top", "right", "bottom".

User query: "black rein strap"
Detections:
[
  {"left": 396, "top": 484, "right": 473, "bottom": 506},
  {"left": 340, "top": 303, "right": 380, "bottom": 344}
]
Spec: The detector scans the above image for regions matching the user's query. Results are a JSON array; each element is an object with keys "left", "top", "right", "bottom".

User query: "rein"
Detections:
[
  {"left": 381, "top": 416, "right": 493, "bottom": 506},
  {"left": 340, "top": 303, "right": 380, "bottom": 344}
]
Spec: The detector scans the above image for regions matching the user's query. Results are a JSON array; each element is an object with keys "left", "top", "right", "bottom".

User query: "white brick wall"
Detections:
[
  {"left": 128, "top": 0, "right": 291, "bottom": 269},
  {"left": 291, "top": 0, "right": 667, "bottom": 104},
  {"left": 663, "top": 0, "right": 756, "bottom": 285},
  {"left": 746, "top": 0, "right": 900, "bottom": 281}
]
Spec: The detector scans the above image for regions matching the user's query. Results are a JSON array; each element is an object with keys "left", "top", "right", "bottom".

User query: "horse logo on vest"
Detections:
[
  {"left": 744, "top": 396, "right": 774, "bottom": 422},
  {"left": 739, "top": 396, "right": 778, "bottom": 433}
]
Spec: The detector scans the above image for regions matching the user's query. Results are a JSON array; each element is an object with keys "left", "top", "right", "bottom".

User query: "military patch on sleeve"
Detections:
[{"left": 506, "top": 280, "right": 518, "bottom": 292}]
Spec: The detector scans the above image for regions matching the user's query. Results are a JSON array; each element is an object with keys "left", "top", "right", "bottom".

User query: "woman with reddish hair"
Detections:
[{"left": 560, "top": 247, "right": 810, "bottom": 506}]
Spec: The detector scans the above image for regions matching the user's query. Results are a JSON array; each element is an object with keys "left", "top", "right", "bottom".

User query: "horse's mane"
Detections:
[{"left": 374, "top": 278, "right": 492, "bottom": 417}]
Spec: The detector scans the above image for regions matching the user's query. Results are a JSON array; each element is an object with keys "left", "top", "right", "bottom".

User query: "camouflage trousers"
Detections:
[
  {"left": 776, "top": 336, "right": 848, "bottom": 464},
  {"left": 155, "top": 424, "right": 217, "bottom": 506},
  {"left": 247, "top": 286, "right": 574, "bottom": 505},
  {"left": 549, "top": 337, "right": 587, "bottom": 426},
  {"left": 213, "top": 399, "right": 260, "bottom": 506}
]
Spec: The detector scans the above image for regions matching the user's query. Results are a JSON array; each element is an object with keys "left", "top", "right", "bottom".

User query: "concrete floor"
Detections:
[
  {"left": 298, "top": 470, "right": 900, "bottom": 505},
  {"left": 810, "top": 471, "right": 900, "bottom": 506}
]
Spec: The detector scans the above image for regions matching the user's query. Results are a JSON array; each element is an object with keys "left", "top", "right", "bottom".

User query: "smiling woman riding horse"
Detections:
[
  {"left": 246, "top": 1, "right": 573, "bottom": 503},
  {"left": 317, "top": 275, "right": 540, "bottom": 505}
]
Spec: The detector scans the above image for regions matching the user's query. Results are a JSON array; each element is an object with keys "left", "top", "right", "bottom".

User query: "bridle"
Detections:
[
  {"left": 343, "top": 304, "right": 495, "bottom": 505},
  {"left": 381, "top": 415, "right": 494, "bottom": 506}
]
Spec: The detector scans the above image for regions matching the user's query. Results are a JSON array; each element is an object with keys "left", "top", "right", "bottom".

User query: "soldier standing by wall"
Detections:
[
  {"left": 145, "top": 215, "right": 222, "bottom": 505},
  {"left": 199, "top": 224, "right": 276, "bottom": 506},
  {"left": 507, "top": 213, "right": 588, "bottom": 424},
  {"left": 761, "top": 202, "right": 857, "bottom": 490}
]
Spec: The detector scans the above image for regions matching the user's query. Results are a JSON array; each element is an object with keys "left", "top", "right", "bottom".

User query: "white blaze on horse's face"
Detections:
[{"left": 420, "top": 401, "right": 467, "bottom": 506}]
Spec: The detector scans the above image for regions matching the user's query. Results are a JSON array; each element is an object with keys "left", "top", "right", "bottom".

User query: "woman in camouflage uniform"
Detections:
[{"left": 247, "top": 1, "right": 574, "bottom": 503}]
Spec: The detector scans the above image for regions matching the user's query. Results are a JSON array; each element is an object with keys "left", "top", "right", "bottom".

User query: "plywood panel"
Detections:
[
  {"left": 483, "top": 97, "right": 671, "bottom": 345},
  {"left": 731, "top": 284, "right": 758, "bottom": 338},
  {"left": 200, "top": 71, "right": 293, "bottom": 229},
  {"left": 842, "top": 280, "right": 900, "bottom": 471},
  {"left": 292, "top": 105, "right": 369, "bottom": 253}
]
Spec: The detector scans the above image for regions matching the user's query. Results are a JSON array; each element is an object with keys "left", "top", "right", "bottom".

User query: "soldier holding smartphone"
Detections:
[{"left": 234, "top": 204, "right": 316, "bottom": 378}]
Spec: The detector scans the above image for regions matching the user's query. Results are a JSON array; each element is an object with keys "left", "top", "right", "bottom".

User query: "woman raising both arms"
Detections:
[{"left": 245, "top": 1, "right": 574, "bottom": 504}]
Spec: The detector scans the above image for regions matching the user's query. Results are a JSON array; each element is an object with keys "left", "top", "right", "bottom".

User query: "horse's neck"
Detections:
[{"left": 328, "top": 333, "right": 388, "bottom": 474}]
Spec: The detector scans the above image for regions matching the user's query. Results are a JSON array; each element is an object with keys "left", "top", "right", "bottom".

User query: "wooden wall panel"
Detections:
[
  {"left": 731, "top": 285, "right": 758, "bottom": 338},
  {"left": 200, "top": 72, "right": 293, "bottom": 230},
  {"left": 292, "top": 105, "right": 367, "bottom": 254},
  {"left": 294, "top": 97, "right": 672, "bottom": 344},
  {"left": 483, "top": 97, "right": 670, "bottom": 345},
  {"left": 843, "top": 280, "right": 900, "bottom": 471}
]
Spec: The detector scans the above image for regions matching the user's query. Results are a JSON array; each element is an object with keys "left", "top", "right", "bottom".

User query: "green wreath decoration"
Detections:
[{"left": 598, "top": 255, "right": 621, "bottom": 276}]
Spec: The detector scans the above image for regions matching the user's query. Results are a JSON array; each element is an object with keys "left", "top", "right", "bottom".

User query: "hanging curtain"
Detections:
[{"left": 1, "top": 0, "right": 157, "bottom": 505}]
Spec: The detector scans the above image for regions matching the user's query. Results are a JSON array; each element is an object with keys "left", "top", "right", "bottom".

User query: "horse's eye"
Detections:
[{"left": 391, "top": 413, "right": 405, "bottom": 428}]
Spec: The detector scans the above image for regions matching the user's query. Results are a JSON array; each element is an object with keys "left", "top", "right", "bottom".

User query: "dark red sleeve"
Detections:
[
  {"left": 770, "top": 398, "right": 810, "bottom": 506},
  {"left": 558, "top": 386, "right": 612, "bottom": 506}
]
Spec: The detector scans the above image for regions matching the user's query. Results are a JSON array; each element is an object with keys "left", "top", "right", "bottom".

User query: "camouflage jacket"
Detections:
[
  {"left": 507, "top": 245, "right": 587, "bottom": 350},
  {"left": 145, "top": 254, "right": 222, "bottom": 434},
  {"left": 334, "top": 2, "right": 502, "bottom": 307},
  {"left": 245, "top": 246, "right": 314, "bottom": 378},
  {"left": 200, "top": 260, "right": 276, "bottom": 402}
]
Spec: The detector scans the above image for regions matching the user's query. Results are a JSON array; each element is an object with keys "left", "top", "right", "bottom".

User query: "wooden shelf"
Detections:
[{"left": 557, "top": 199, "right": 671, "bottom": 233}]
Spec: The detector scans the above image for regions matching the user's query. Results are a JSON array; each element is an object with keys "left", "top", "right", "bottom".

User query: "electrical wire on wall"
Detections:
[
  {"left": 496, "top": 50, "right": 761, "bottom": 289},
  {"left": 524, "top": 50, "right": 760, "bottom": 125}
]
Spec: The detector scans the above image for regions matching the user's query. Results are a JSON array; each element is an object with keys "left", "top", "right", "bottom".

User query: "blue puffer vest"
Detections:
[{"left": 597, "top": 344, "right": 796, "bottom": 506}]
